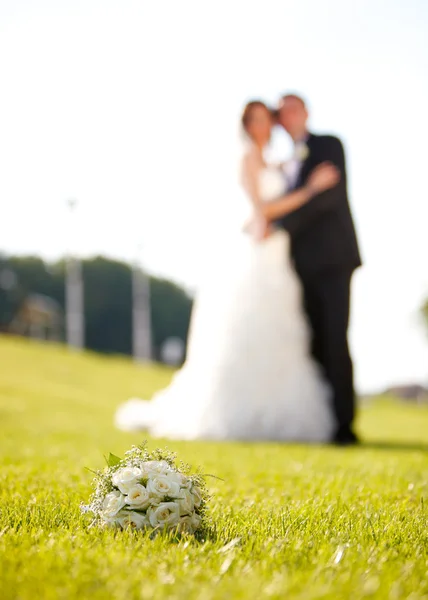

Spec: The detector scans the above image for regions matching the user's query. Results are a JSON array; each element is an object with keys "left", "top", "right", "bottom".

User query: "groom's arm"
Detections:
[{"left": 278, "top": 136, "right": 346, "bottom": 236}]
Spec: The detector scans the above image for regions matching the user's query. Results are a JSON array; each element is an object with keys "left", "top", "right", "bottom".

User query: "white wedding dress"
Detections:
[{"left": 115, "top": 165, "right": 334, "bottom": 442}]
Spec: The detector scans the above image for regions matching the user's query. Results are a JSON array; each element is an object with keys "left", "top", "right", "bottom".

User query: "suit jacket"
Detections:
[{"left": 278, "top": 133, "right": 362, "bottom": 279}]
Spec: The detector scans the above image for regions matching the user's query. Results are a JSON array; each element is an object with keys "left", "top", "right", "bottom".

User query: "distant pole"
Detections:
[
  {"left": 132, "top": 243, "right": 152, "bottom": 362},
  {"left": 65, "top": 198, "right": 84, "bottom": 350}
]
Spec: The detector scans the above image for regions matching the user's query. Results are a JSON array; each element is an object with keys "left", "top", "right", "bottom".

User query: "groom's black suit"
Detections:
[{"left": 277, "top": 133, "right": 361, "bottom": 441}]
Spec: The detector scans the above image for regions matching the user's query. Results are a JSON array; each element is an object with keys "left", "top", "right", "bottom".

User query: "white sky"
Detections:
[{"left": 1, "top": 0, "right": 427, "bottom": 393}]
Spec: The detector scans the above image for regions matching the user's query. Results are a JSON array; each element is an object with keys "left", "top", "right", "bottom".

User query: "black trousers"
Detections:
[{"left": 300, "top": 269, "right": 355, "bottom": 432}]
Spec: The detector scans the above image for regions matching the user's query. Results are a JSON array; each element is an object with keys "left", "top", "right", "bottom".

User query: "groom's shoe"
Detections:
[{"left": 332, "top": 426, "right": 360, "bottom": 446}]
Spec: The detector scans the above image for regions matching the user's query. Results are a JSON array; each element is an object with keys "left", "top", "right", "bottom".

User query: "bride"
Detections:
[{"left": 115, "top": 100, "right": 339, "bottom": 442}]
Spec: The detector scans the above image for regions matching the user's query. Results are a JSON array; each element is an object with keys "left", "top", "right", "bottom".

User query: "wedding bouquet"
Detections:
[{"left": 82, "top": 443, "right": 209, "bottom": 535}]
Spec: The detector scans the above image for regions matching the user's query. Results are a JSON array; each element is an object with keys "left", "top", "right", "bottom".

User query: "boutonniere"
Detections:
[{"left": 295, "top": 142, "right": 310, "bottom": 162}]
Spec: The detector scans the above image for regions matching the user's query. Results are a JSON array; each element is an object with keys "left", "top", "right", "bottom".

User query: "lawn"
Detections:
[{"left": 0, "top": 336, "right": 427, "bottom": 599}]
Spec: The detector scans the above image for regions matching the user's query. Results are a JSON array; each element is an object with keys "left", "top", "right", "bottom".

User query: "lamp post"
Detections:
[
  {"left": 65, "top": 198, "right": 84, "bottom": 350},
  {"left": 132, "top": 242, "right": 152, "bottom": 362}
]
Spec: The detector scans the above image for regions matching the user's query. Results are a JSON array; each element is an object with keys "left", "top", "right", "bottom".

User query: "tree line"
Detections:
[{"left": 0, "top": 254, "right": 193, "bottom": 360}]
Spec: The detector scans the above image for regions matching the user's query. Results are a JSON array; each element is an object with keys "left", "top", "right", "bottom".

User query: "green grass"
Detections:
[{"left": 0, "top": 336, "right": 427, "bottom": 599}]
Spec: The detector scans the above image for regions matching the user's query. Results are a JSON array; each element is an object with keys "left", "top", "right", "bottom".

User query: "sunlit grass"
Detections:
[{"left": 0, "top": 336, "right": 427, "bottom": 599}]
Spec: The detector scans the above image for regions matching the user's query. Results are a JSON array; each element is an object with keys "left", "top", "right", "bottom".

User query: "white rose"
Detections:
[
  {"left": 112, "top": 467, "right": 143, "bottom": 494},
  {"left": 177, "top": 488, "right": 195, "bottom": 516},
  {"left": 190, "top": 511, "right": 202, "bottom": 531},
  {"left": 101, "top": 491, "right": 126, "bottom": 520},
  {"left": 176, "top": 515, "right": 194, "bottom": 534},
  {"left": 116, "top": 509, "right": 149, "bottom": 530},
  {"left": 125, "top": 484, "right": 151, "bottom": 509},
  {"left": 148, "top": 502, "right": 180, "bottom": 529},
  {"left": 191, "top": 486, "right": 203, "bottom": 508},
  {"left": 147, "top": 475, "right": 180, "bottom": 499},
  {"left": 164, "top": 471, "right": 181, "bottom": 484},
  {"left": 142, "top": 460, "right": 172, "bottom": 476},
  {"left": 167, "top": 471, "right": 192, "bottom": 489}
]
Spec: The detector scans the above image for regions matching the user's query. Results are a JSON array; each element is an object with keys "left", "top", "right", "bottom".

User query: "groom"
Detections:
[{"left": 276, "top": 93, "right": 362, "bottom": 445}]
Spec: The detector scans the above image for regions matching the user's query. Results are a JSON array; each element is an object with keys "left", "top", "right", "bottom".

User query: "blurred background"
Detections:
[{"left": 1, "top": 0, "right": 427, "bottom": 397}]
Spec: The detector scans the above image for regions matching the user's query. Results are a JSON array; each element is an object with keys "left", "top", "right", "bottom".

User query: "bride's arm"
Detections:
[
  {"left": 261, "top": 186, "right": 316, "bottom": 220},
  {"left": 241, "top": 149, "right": 265, "bottom": 215},
  {"left": 242, "top": 152, "right": 314, "bottom": 220}
]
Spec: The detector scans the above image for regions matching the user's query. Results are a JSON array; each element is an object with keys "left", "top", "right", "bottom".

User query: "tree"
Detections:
[
  {"left": 0, "top": 255, "right": 64, "bottom": 331},
  {"left": 150, "top": 277, "right": 194, "bottom": 359},
  {"left": 83, "top": 257, "right": 133, "bottom": 355}
]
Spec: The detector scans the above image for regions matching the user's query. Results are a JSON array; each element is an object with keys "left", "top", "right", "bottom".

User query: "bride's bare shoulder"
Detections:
[
  {"left": 241, "top": 145, "right": 263, "bottom": 177},
  {"left": 242, "top": 143, "right": 262, "bottom": 163}
]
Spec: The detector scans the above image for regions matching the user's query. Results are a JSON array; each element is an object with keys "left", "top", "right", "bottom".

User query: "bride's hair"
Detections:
[{"left": 241, "top": 100, "right": 277, "bottom": 135}]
